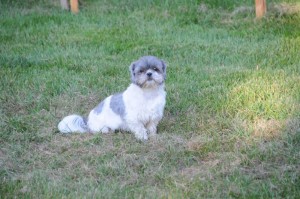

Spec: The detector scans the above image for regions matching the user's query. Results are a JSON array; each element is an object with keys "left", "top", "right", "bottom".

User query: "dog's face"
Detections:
[{"left": 130, "top": 56, "right": 167, "bottom": 88}]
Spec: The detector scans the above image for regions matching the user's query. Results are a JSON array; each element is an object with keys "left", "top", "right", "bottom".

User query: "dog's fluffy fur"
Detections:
[{"left": 58, "top": 56, "right": 167, "bottom": 140}]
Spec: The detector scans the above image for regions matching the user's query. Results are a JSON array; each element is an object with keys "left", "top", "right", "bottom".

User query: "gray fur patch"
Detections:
[
  {"left": 94, "top": 101, "right": 104, "bottom": 114},
  {"left": 110, "top": 93, "right": 125, "bottom": 117}
]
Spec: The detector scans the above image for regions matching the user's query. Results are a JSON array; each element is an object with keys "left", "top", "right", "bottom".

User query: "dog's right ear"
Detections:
[{"left": 129, "top": 62, "right": 136, "bottom": 83}]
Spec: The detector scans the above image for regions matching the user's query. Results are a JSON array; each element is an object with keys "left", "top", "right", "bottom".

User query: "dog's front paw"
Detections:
[
  {"left": 134, "top": 131, "right": 148, "bottom": 141},
  {"left": 146, "top": 122, "right": 158, "bottom": 138},
  {"left": 148, "top": 127, "right": 157, "bottom": 137},
  {"left": 101, "top": 126, "right": 112, "bottom": 134}
]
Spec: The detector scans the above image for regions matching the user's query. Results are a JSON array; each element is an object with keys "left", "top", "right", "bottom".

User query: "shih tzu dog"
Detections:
[{"left": 58, "top": 56, "right": 167, "bottom": 141}]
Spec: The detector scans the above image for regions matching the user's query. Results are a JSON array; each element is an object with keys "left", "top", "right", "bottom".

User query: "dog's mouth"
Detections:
[
  {"left": 136, "top": 76, "right": 164, "bottom": 88},
  {"left": 146, "top": 76, "right": 165, "bottom": 85},
  {"left": 139, "top": 79, "right": 157, "bottom": 88}
]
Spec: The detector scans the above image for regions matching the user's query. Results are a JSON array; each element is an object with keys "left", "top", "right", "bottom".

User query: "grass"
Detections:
[{"left": 1, "top": 0, "right": 300, "bottom": 198}]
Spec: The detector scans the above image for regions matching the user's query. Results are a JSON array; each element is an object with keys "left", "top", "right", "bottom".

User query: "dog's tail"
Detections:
[{"left": 58, "top": 114, "right": 89, "bottom": 133}]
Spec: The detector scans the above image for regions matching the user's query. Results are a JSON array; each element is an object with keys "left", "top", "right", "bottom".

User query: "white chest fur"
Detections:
[{"left": 123, "top": 84, "right": 166, "bottom": 125}]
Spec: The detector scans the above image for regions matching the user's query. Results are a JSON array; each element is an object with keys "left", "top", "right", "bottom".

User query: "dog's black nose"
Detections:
[{"left": 147, "top": 72, "right": 152, "bottom": 77}]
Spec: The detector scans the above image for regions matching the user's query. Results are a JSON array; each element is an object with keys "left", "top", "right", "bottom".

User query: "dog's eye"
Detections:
[
  {"left": 153, "top": 67, "right": 159, "bottom": 71},
  {"left": 139, "top": 69, "right": 144, "bottom": 73}
]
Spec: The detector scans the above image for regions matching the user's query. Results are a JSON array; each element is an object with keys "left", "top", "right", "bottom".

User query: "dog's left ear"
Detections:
[
  {"left": 161, "top": 60, "right": 167, "bottom": 80},
  {"left": 129, "top": 62, "right": 136, "bottom": 83}
]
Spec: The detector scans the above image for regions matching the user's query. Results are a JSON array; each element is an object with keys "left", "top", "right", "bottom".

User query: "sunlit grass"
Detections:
[{"left": 226, "top": 70, "right": 300, "bottom": 120}]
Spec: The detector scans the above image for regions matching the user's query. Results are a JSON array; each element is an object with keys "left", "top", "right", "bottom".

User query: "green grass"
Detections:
[{"left": 1, "top": 0, "right": 300, "bottom": 198}]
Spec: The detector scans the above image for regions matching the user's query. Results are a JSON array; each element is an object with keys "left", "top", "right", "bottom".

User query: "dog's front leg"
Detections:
[
  {"left": 128, "top": 123, "right": 148, "bottom": 141},
  {"left": 146, "top": 120, "right": 159, "bottom": 137}
]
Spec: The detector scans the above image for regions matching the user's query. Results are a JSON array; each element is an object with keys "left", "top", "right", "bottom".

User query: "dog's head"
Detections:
[{"left": 129, "top": 56, "right": 167, "bottom": 89}]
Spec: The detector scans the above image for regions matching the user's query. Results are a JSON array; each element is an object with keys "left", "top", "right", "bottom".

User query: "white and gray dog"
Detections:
[{"left": 58, "top": 56, "right": 167, "bottom": 141}]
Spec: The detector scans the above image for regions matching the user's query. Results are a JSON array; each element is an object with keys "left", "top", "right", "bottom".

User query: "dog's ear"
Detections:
[
  {"left": 161, "top": 60, "right": 167, "bottom": 79},
  {"left": 129, "top": 62, "right": 136, "bottom": 83}
]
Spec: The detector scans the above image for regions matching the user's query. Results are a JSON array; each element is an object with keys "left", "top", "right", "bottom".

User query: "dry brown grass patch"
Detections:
[
  {"left": 271, "top": 3, "right": 300, "bottom": 16},
  {"left": 251, "top": 119, "right": 284, "bottom": 139},
  {"left": 186, "top": 135, "right": 213, "bottom": 152}
]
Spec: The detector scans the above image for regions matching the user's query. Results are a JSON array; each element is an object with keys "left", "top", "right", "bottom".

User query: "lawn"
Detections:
[{"left": 1, "top": 0, "right": 300, "bottom": 198}]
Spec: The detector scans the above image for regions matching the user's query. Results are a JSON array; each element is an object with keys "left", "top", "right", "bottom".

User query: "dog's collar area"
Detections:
[{"left": 133, "top": 82, "right": 165, "bottom": 90}]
